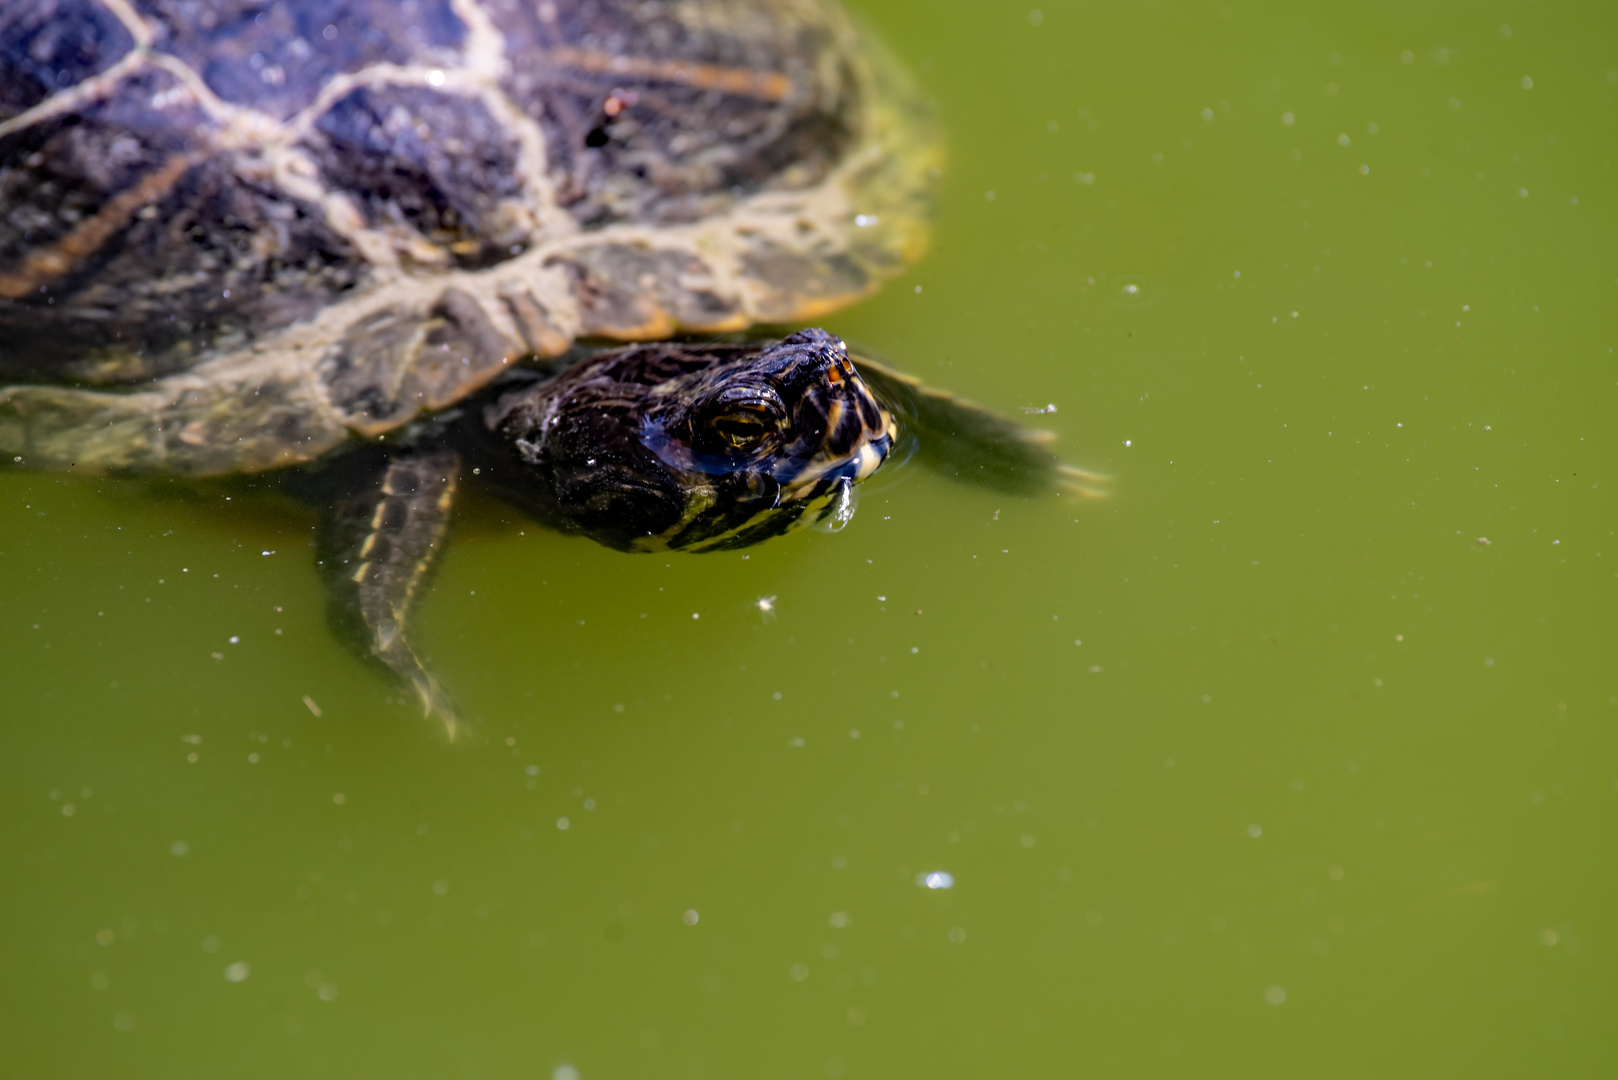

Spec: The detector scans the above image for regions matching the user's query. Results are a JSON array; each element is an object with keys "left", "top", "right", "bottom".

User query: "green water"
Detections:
[{"left": 4, "top": 2, "right": 1616, "bottom": 1076}]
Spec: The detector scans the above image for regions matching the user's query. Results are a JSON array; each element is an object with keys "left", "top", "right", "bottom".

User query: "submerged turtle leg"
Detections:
[
  {"left": 310, "top": 447, "right": 464, "bottom": 738},
  {"left": 852, "top": 356, "right": 1109, "bottom": 498}
]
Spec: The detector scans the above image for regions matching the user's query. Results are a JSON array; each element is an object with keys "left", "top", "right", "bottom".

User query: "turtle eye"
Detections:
[{"left": 712, "top": 409, "right": 773, "bottom": 450}]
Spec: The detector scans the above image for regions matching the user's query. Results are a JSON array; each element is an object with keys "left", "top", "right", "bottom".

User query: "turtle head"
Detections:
[{"left": 485, "top": 329, "right": 896, "bottom": 552}]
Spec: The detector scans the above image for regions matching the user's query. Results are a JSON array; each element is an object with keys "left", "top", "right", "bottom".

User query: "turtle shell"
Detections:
[{"left": 0, "top": 0, "right": 939, "bottom": 474}]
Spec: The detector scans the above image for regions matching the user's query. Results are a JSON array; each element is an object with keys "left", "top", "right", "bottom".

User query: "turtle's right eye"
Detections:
[{"left": 712, "top": 410, "right": 773, "bottom": 450}]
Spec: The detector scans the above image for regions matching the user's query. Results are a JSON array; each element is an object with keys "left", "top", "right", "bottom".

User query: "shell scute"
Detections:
[
  {"left": 0, "top": 67, "right": 361, "bottom": 384},
  {"left": 133, "top": 0, "right": 469, "bottom": 119},
  {"left": 0, "top": 0, "right": 136, "bottom": 121},
  {"left": 482, "top": 0, "right": 856, "bottom": 228},
  {"left": 304, "top": 84, "right": 532, "bottom": 268},
  {"left": 318, "top": 285, "right": 519, "bottom": 435},
  {"left": 559, "top": 243, "right": 743, "bottom": 340}
]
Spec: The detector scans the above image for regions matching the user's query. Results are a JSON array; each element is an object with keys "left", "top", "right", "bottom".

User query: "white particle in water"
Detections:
[
  {"left": 224, "top": 961, "right": 251, "bottom": 983},
  {"left": 853, "top": 214, "right": 879, "bottom": 227},
  {"left": 426, "top": 69, "right": 445, "bottom": 87},
  {"left": 170, "top": 840, "right": 189, "bottom": 856},
  {"left": 557, "top": 817, "right": 570, "bottom": 830},
  {"left": 1265, "top": 985, "right": 1287, "bottom": 1005},
  {"left": 918, "top": 871, "right": 955, "bottom": 889}
]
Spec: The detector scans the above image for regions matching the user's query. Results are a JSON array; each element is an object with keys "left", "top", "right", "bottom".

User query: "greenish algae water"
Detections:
[{"left": 3, "top": 2, "right": 1616, "bottom": 1076}]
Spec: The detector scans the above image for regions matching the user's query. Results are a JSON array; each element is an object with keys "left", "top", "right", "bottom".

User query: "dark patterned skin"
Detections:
[{"left": 479, "top": 327, "right": 894, "bottom": 552}]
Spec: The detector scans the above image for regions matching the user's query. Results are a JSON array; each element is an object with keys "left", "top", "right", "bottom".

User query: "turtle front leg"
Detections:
[
  {"left": 852, "top": 356, "right": 1109, "bottom": 498},
  {"left": 312, "top": 447, "right": 464, "bottom": 738}
]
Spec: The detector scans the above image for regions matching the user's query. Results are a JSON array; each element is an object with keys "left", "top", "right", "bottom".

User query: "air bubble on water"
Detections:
[
  {"left": 1113, "top": 275, "right": 1147, "bottom": 301},
  {"left": 1265, "top": 985, "right": 1287, "bottom": 1005},
  {"left": 170, "top": 840, "right": 189, "bottom": 856},
  {"left": 554, "top": 1066, "right": 581, "bottom": 1080},
  {"left": 224, "top": 961, "right": 251, "bottom": 983}
]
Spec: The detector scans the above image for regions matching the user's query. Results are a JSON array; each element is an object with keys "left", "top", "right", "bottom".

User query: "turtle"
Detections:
[{"left": 0, "top": 0, "right": 1098, "bottom": 732}]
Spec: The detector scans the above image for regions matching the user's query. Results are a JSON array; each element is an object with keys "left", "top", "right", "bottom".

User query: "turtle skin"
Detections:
[{"left": 0, "top": 0, "right": 939, "bottom": 474}]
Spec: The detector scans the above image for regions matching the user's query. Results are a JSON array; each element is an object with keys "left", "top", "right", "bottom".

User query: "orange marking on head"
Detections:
[{"left": 548, "top": 47, "right": 791, "bottom": 102}]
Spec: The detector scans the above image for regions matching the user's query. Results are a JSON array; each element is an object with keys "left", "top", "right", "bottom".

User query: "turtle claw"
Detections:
[
  {"left": 1057, "top": 463, "right": 1111, "bottom": 483},
  {"left": 412, "top": 672, "right": 465, "bottom": 742},
  {"left": 1055, "top": 464, "right": 1111, "bottom": 499}
]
